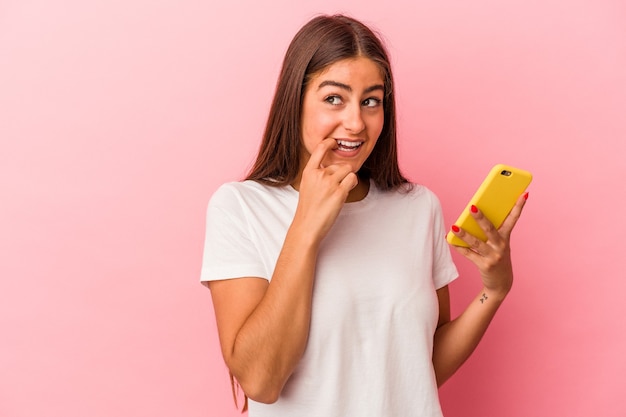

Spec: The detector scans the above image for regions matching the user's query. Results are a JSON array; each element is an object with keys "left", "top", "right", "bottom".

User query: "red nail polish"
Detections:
[
  {"left": 471, "top": 205, "right": 478, "bottom": 213},
  {"left": 451, "top": 225, "right": 460, "bottom": 233},
  {"left": 524, "top": 192, "right": 529, "bottom": 200}
]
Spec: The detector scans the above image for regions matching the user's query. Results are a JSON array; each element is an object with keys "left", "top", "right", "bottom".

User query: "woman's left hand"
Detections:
[{"left": 449, "top": 192, "right": 529, "bottom": 299}]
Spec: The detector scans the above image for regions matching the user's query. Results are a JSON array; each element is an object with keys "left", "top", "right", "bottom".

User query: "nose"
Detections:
[{"left": 343, "top": 103, "right": 365, "bottom": 134}]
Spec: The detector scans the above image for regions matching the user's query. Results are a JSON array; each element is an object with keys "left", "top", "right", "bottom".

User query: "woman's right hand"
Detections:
[{"left": 292, "top": 138, "right": 358, "bottom": 244}]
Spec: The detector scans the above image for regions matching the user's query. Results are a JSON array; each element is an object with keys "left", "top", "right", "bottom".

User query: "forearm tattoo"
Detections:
[{"left": 479, "top": 293, "right": 488, "bottom": 304}]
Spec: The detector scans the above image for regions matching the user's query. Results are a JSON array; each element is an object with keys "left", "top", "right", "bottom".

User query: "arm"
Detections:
[
  {"left": 432, "top": 192, "right": 528, "bottom": 386},
  {"left": 208, "top": 228, "right": 318, "bottom": 404},
  {"left": 208, "top": 139, "right": 357, "bottom": 403}
]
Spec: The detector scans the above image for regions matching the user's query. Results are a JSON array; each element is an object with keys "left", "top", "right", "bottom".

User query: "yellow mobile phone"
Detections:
[{"left": 446, "top": 164, "right": 532, "bottom": 247}]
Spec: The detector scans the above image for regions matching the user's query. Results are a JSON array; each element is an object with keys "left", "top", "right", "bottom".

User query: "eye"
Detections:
[
  {"left": 362, "top": 97, "right": 382, "bottom": 108},
  {"left": 324, "top": 95, "right": 343, "bottom": 106}
]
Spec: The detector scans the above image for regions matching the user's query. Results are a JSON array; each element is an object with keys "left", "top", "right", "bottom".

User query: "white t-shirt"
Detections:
[{"left": 201, "top": 180, "right": 458, "bottom": 417}]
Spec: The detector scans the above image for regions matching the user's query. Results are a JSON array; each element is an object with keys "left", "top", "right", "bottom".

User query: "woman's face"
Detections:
[{"left": 299, "top": 57, "right": 385, "bottom": 175}]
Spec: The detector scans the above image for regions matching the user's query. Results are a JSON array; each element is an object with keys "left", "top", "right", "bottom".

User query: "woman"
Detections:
[{"left": 201, "top": 14, "right": 527, "bottom": 416}]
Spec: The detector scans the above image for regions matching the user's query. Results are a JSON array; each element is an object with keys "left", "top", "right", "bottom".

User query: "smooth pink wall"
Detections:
[{"left": 1, "top": 1, "right": 624, "bottom": 416}]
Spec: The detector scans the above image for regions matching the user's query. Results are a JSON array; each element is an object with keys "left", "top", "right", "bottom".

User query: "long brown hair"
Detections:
[{"left": 246, "top": 14, "right": 408, "bottom": 189}]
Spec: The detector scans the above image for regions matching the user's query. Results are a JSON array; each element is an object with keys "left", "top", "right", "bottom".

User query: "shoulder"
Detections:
[
  {"left": 385, "top": 182, "right": 442, "bottom": 207},
  {"left": 373, "top": 183, "right": 445, "bottom": 222},
  {"left": 208, "top": 180, "right": 293, "bottom": 210},
  {"left": 209, "top": 180, "right": 258, "bottom": 202}
]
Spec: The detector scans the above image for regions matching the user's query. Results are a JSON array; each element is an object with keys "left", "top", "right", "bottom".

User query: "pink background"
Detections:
[{"left": 1, "top": 0, "right": 624, "bottom": 416}]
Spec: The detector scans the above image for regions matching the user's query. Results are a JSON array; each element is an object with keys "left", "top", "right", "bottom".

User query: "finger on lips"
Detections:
[{"left": 307, "top": 138, "right": 337, "bottom": 169}]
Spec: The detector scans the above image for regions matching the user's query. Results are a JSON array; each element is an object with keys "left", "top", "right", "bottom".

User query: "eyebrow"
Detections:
[{"left": 317, "top": 80, "right": 384, "bottom": 94}]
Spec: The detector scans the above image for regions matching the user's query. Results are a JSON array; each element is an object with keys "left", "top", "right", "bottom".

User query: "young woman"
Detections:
[{"left": 201, "top": 14, "right": 527, "bottom": 417}]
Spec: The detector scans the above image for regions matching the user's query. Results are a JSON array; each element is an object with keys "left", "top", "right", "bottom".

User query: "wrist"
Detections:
[
  {"left": 481, "top": 286, "right": 510, "bottom": 304},
  {"left": 286, "top": 221, "right": 323, "bottom": 251}
]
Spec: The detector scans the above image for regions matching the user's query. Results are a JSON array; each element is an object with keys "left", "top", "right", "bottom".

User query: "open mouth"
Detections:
[{"left": 336, "top": 139, "right": 364, "bottom": 151}]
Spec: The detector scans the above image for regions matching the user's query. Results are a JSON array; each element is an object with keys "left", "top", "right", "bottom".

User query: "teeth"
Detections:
[{"left": 336, "top": 140, "right": 363, "bottom": 148}]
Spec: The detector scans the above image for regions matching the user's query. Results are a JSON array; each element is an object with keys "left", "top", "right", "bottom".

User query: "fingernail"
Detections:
[
  {"left": 524, "top": 192, "right": 529, "bottom": 200},
  {"left": 451, "top": 225, "right": 460, "bottom": 233},
  {"left": 471, "top": 205, "right": 478, "bottom": 213}
]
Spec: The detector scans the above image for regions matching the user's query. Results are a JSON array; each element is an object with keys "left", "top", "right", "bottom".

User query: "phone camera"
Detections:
[{"left": 501, "top": 170, "right": 512, "bottom": 176}]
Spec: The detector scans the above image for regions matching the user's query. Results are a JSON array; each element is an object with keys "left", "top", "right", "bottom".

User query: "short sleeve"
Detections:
[
  {"left": 429, "top": 192, "right": 459, "bottom": 289},
  {"left": 200, "top": 185, "right": 268, "bottom": 285}
]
